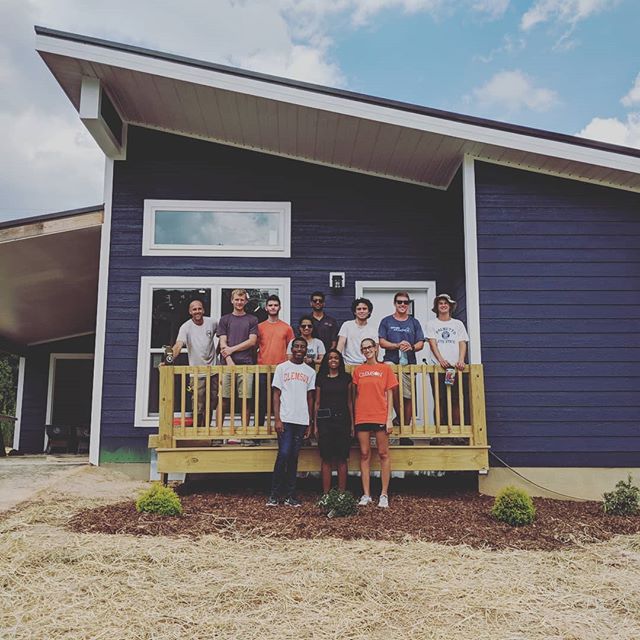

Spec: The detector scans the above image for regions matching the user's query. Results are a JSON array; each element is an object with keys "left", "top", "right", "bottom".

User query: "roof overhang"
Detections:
[
  {"left": 0, "top": 206, "right": 103, "bottom": 349},
  {"left": 35, "top": 27, "right": 640, "bottom": 192}
]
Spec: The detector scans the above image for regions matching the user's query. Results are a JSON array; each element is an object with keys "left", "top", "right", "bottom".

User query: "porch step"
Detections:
[{"left": 155, "top": 444, "right": 490, "bottom": 474}]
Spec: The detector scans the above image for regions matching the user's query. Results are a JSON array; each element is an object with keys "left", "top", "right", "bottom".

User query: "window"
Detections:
[
  {"left": 142, "top": 200, "right": 291, "bottom": 257},
  {"left": 134, "top": 276, "right": 290, "bottom": 427}
]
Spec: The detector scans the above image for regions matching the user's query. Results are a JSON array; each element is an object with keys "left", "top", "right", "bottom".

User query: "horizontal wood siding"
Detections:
[
  {"left": 101, "top": 127, "right": 464, "bottom": 454},
  {"left": 475, "top": 162, "right": 640, "bottom": 467},
  {"left": 19, "top": 334, "right": 95, "bottom": 453}
]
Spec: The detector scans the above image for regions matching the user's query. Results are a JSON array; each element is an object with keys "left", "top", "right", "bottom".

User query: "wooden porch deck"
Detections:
[{"left": 148, "top": 364, "right": 489, "bottom": 476}]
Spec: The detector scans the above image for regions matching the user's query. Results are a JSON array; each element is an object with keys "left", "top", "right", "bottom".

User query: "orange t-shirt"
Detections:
[
  {"left": 257, "top": 320, "right": 295, "bottom": 365},
  {"left": 352, "top": 363, "right": 398, "bottom": 425}
]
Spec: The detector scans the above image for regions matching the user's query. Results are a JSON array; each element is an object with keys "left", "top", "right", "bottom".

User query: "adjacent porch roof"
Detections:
[
  {"left": 35, "top": 26, "right": 640, "bottom": 193},
  {"left": 0, "top": 206, "right": 103, "bottom": 350}
]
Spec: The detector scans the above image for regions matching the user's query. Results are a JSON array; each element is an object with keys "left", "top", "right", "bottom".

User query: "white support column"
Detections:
[
  {"left": 89, "top": 157, "right": 114, "bottom": 466},
  {"left": 12, "top": 356, "right": 26, "bottom": 450},
  {"left": 462, "top": 155, "right": 482, "bottom": 364}
]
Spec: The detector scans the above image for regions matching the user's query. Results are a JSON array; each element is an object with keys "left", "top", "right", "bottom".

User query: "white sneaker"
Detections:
[
  {"left": 358, "top": 494, "right": 372, "bottom": 506},
  {"left": 378, "top": 494, "right": 389, "bottom": 508}
]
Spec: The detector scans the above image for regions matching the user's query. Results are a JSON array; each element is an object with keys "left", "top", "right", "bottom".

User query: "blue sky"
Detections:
[{"left": 1, "top": 0, "right": 639, "bottom": 221}]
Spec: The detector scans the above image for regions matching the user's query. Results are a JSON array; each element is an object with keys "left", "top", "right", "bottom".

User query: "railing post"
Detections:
[
  {"left": 469, "top": 364, "right": 487, "bottom": 446},
  {"left": 158, "top": 365, "right": 175, "bottom": 448}
]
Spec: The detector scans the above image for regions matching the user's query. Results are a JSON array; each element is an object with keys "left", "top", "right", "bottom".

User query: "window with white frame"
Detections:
[
  {"left": 134, "top": 276, "right": 290, "bottom": 427},
  {"left": 142, "top": 200, "right": 291, "bottom": 257}
]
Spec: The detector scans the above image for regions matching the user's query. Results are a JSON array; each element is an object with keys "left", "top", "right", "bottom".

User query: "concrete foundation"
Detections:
[{"left": 479, "top": 467, "right": 640, "bottom": 501}]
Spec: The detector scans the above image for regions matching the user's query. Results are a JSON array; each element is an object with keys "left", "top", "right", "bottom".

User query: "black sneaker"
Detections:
[
  {"left": 265, "top": 496, "right": 279, "bottom": 506},
  {"left": 284, "top": 497, "right": 301, "bottom": 507}
]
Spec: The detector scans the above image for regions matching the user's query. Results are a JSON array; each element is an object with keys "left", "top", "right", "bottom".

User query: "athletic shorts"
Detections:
[{"left": 355, "top": 423, "right": 386, "bottom": 433}]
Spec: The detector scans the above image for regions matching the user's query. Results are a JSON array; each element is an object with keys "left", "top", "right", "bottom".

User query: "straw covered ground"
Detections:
[{"left": 2, "top": 467, "right": 640, "bottom": 639}]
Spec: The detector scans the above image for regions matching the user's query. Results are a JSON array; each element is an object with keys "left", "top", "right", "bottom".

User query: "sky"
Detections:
[{"left": 1, "top": 0, "right": 639, "bottom": 222}]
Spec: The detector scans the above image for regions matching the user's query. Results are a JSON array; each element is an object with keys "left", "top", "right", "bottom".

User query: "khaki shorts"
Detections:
[
  {"left": 222, "top": 371, "right": 255, "bottom": 399},
  {"left": 385, "top": 362, "right": 413, "bottom": 399},
  {"left": 190, "top": 374, "right": 219, "bottom": 417}
]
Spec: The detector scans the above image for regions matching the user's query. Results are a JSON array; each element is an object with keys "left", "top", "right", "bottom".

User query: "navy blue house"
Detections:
[{"left": 2, "top": 27, "right": 638, "bottom": 497}]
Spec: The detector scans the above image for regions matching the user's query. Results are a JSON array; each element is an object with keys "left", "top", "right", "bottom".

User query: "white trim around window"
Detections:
[
  {"left": 134, "top": 276, "right": 291, "bottom": 428},
  {"left": 142, "top": 200, "right": 291, "bottom": 257}
]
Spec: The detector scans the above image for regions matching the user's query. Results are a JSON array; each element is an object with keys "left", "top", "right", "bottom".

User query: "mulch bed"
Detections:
[{"left": 67, "top": 476, "right": 640, "bottom": 551}]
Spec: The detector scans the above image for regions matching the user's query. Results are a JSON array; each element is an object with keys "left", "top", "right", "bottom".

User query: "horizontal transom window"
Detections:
[{"left": 142, "top": 200, "right": 291, "bottom": 257}]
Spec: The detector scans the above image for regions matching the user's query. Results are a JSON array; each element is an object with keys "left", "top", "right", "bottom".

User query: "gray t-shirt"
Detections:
[
  {"left": 217, "top": 313, "right": 259, "bottom": 365},
  {"left": 176, "top": 317, "right": 218, "bottom": 366}
]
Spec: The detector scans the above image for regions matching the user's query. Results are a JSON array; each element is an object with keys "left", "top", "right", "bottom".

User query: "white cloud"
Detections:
[
  {"left": 469, "top": 70, "right": 558, "bottom": 112},
  {"left": 0, "top": 0, "right": 350, "bottom": 220},
  {"left": 348, "top": 0, "right": 444, "bottom": 26},
  {"left": 520, "top": 0, "right": 617, "bottom": 31},
  {"left": 577, "top": 114, "right": 640, "bottom": 148},
  {"left": 621, "top": 73, "right": 640, "bottom": 107},
  {"left": 0, "top": 109, "right": 104, "bottom": 218},
  {"left": 471, "top": 0, "right": 510, "bottom": 20},
  {"left": 474, "top": 34, "right": 525, "bottom": 63}
]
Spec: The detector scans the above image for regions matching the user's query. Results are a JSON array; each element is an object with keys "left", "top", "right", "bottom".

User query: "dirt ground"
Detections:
[{"left": 1, "top": 466, "right": 640, "bottom": 639}]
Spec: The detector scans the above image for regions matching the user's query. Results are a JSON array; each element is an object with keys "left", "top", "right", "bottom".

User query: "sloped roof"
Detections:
[{"left": 35, "top": 26, "right": 640, "bottom": 192}]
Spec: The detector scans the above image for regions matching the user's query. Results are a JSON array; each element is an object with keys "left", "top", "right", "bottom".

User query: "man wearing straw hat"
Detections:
[
  {"left": 166, "top": 299, "right": 219, "bottom": 428},
  {"left": 425, "top": 294, "right": 468, "bottom": 425}
]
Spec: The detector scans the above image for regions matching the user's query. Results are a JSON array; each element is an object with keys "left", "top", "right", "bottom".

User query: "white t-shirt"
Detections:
[
  {"left": 425, "top": 318, "right": 469, "bottom": 365},
  {"left": 338, "top": 320, "right": 379, "bottom": 365},
  {"left": 176, "top": 317, "right": 218, "bottom": 366},
  {"left": 272, "top": 360, "right": 316, "bottom": 425},
  {"left": 286, "top": 337, "right": 326, "bottom": 361}
]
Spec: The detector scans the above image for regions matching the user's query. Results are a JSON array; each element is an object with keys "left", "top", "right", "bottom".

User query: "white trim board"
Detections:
[
  {"left": 134, "top": 276, "right": 291, "bottom": 428},
  {"left": 462, "top": 156, "right": 482, "bottom": 365},
  {"left": 36, "top": 34, "right": 640, "bottom": 179},
  {"left": 13, "top": 357, "right": 26, "bottom": 450},
  {"left": 89, "top": 157, "right": 112, "bottom": 466}
]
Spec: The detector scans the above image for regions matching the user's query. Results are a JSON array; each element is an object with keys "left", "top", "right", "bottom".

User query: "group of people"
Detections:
[{"left": 168, "top": 289, "right": 469, "bottom": 508}]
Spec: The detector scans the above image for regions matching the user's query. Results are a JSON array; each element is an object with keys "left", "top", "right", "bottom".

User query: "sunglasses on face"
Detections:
[
  {"left": 361, "top": 345, "right": 375, "bottom": 352},
  {"left": 300, "top": 324, "right": 313, "bottom": 328},
  {"left": 311, "top": 298, "right": 324, "bottom": 303},
  {"left": 395, "top": 299, "right": 410, "bottom": 305}
]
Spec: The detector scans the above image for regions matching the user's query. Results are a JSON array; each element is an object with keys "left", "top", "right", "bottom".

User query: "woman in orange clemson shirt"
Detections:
[{"left": 352, "top": 337, "right": 398, "bottom": 508}]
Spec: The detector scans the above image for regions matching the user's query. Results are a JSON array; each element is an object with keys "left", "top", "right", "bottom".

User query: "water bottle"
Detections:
[{"left": 398, "top": 348, "right": 408, "bottom": 366}]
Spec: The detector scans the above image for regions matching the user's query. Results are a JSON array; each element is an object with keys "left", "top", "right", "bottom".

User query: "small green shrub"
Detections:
[
  {"left": 317, "top": 489, "right": 357, "bottom": 518},
  {"left": 603, "top": 476, "right": 640, "bottom": 516},
  {"left": 491, "top": 486, "right": 536, "bottom": 526},
  {"left": 136, "top": 483, "right": 183, "bottom": 516}
]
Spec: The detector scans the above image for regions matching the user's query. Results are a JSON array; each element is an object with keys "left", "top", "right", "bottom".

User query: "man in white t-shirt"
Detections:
[
  {"left": 337, "top": 298, "right": 378, "bottom": 365},
  {"left": 266, "top": 337, "right": 316, "bottom": 507},
  {"left": 425, "top": 293, "right": 469, "bottom": 425},
  {"left": 168, "top": 299, "right": 218, "bottom": 427}
]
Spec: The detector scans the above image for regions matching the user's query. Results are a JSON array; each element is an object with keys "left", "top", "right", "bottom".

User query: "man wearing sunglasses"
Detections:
[
  {"left": 309, "top": 291, "right": 338, "bottom": 352},
  {"left": 378, "top": 291, "right": 425, "bottom": 428}
]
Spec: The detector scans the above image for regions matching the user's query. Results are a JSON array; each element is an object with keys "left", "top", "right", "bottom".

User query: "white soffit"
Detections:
[{"left": 36, "top": 32, "right": 640, "bottom": 192}]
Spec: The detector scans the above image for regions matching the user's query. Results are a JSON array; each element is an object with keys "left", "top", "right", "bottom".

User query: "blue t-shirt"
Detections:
[{"left": 378, "top": 315, "right": 424, "bottom": 365}]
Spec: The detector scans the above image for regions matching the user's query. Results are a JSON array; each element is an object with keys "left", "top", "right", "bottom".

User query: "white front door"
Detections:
[{"left": 355, "top": 280, "right": 437, "bottom": 426}]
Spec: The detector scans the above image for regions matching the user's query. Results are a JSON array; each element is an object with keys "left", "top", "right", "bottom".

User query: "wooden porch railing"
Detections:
[{"left": 155, "top": 364, "right": 487, "bottom": 449}]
